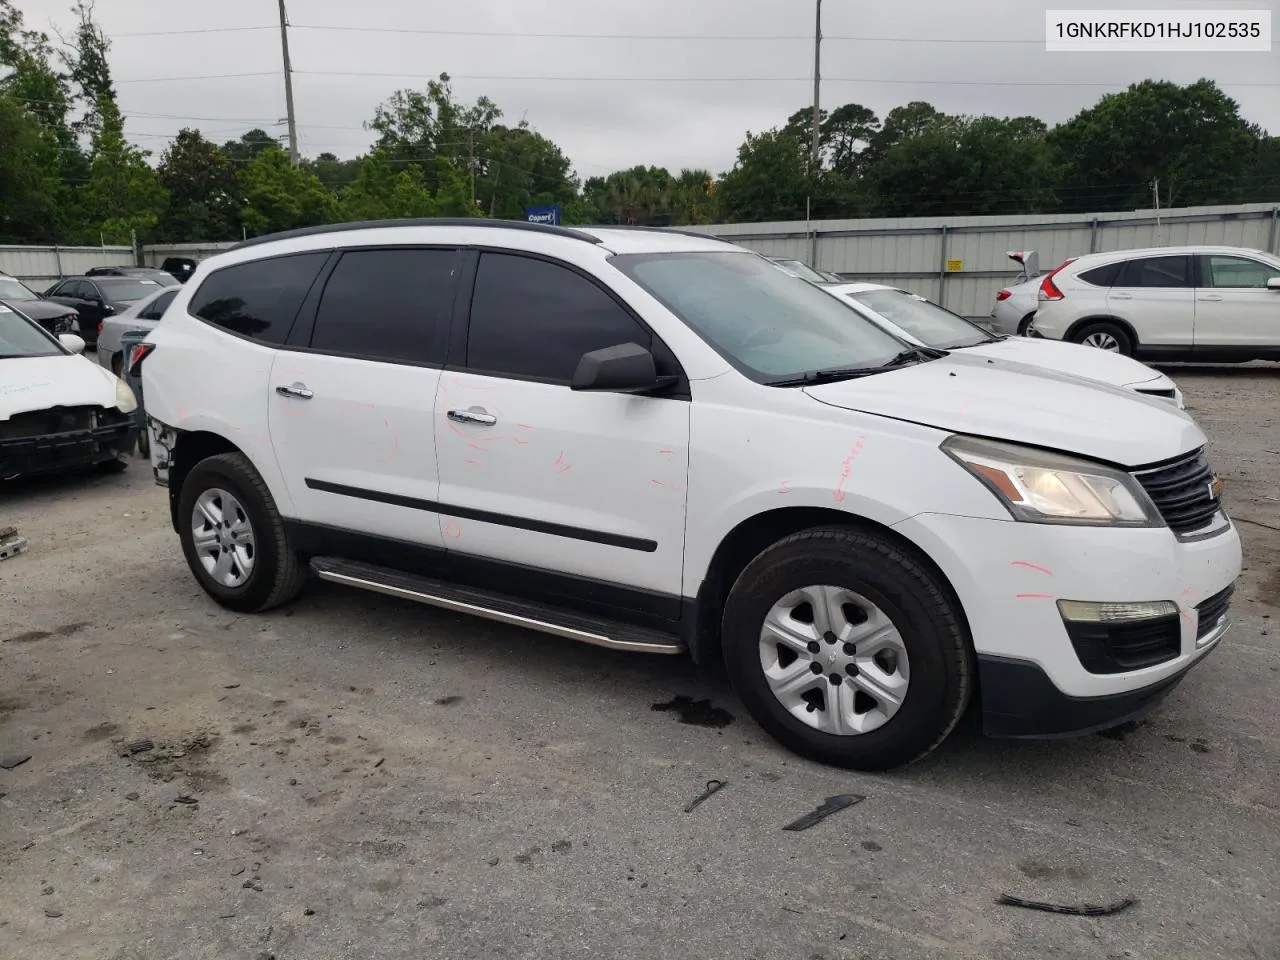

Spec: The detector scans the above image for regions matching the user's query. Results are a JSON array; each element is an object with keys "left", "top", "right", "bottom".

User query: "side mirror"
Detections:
[
  {"left": 1267, "top": 277, "right": 1280, "bottom": 291},
  {"left": 571, "top": 342, "right": 675, "bottom": 395},
  {"left": 58, "top": 333, "right": 86, "bottom": 355}
]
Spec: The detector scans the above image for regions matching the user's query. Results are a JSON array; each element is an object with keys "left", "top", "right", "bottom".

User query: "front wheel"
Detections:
[
  {"left": 177, "top": 452, "right": 307, "bottom": 612},
  {"left": 722, "top": 527, "right": 973, "bottom": 771}
]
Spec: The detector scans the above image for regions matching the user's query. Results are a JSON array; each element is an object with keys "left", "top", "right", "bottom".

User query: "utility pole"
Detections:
[
  {"left": 810, "top": 0, "right": 822, "bottom": 172},
  {"left": 276, "top": 0, "right": 299, "bottom": 165}
]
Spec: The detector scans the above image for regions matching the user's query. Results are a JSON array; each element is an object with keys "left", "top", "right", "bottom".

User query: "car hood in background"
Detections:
[
  {"left": 803, "top": 351, "right": 1202, "bottom": 467},
  {"left": 0, "top": 355, "right": 119, "bottom": 419},
  {"left": 0, "top": 299, "right": 77, "bottom": 322},
  {"left": 962, "top": 337, "right": 1174, "bottom": 389}
]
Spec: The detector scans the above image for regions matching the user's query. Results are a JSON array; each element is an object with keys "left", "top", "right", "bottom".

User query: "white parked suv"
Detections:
[
  {"left": 138, "top": 219, "right": 1242, "bottom": 771},
  {"left": 1031, "top": 245, "right": 1280, "bottom": 360}
]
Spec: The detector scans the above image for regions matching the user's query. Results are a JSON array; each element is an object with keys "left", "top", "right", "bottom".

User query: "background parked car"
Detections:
[
  {"left": 1030, "top": 245, "right": 1280, "bottom": 360},
  {"left": 824, "top": 281, "right": 1185, "bottom": 408},
  {"left": 43, "top": 275, "right": 170, "bottom": 347},
  {"left": 85, "top": 265, "right": 181, "bottom": 287},
  {"left": 990, "top": 250, "right": 1045, "bottom": 336},
  {"left": 0, "top": 271, "right": 81, "bottom": 337},
  {"left": 0, "top": 302, "right": 137, "bottom": 479},
  {"left": 97, "top": 286, "right": 180, "bottom": 377},
  {"left": 160, "top": 256, "right": 200, "bottom": 283},
  {"left": 768, "top": 257, "right": 842, "bottom": 282}
]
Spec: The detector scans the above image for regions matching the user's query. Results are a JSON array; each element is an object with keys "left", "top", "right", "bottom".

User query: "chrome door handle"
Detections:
[
  {"left": 276, "top": 382, "right": 314, "bottom": 400},
  {"left": 1110, "top": 293, "right": 1132, "bottom": 300},
  {"left": 447, "top": 407, "right": 497, "bottom": 426},
  {"left": 1198, "top": 294, "right": 1223, "bottom": 302}
]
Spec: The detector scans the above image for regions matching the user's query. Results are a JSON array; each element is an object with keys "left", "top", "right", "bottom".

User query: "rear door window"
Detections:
[
  {"left": 1078, "top": 262, "right": 1122, "bottom": 287},
  {"left": 309, "top": 248, "right": 458, "bottom": 365},
  {"left": 1116, "top": 256, "right": 1192, "bottom": 288},
  {"left": 189, "top": 252, "right": 328, "bottom": 344},
  {"left": 466, "top": 252, "right": 651, "bottom": 382}
]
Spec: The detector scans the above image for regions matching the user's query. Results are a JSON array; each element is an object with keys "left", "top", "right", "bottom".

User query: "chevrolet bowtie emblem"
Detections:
[{"left": 1209, "top": 476, "right": 1223, "bottom": 500}]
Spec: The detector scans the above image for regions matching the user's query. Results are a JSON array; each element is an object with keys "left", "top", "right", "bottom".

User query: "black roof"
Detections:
[{"left": 227, "top": 217, "right": 606, "bottom": 252}]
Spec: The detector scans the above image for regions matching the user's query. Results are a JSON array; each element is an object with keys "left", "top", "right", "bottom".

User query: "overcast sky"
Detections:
[{"left": 14, "top": 0, "right": 1280, "bottom": 182}]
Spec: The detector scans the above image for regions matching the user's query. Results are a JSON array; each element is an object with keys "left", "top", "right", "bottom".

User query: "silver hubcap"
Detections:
[
  {"left": 1082, "top": 332, "right": 1120, "bottom": 352},
  {"left": 759, "top": 585, "right": 910, "bottom": 736},
  {"left": 192, "top": 488, "right": 256, "bottom": 588}
]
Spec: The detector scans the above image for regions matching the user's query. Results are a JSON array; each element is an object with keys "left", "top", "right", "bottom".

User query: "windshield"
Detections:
[
  {"left": 846, "top": 289, "right": 993, "bottom": 350},
  {"left": 612, "top": 251, "right": 910, "bottom": 381},
  {"left": 0, "top": 277, "right": 40, "bottom": 301},
  {"left": 97, "top": 278, "right": 164, "bottom": 301},
  {"left": 0, "top": 306, "right": 63, "bottom": 358}
]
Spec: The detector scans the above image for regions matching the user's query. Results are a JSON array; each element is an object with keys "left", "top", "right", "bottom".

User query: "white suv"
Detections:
[
  {"left": 137, "top": 220, "right": 1242, "bottom": 771},
  {"left": 1031, "top": 245, "right": 1280, "bottom": 360}
]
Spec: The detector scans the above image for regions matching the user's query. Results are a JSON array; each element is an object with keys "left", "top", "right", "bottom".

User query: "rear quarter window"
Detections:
[
  {"left": 188, "top": 252, "right": 329, "bottom": 344},
  {"left": 1078, "top": 262, "right": 1122, "bottom": 287}
]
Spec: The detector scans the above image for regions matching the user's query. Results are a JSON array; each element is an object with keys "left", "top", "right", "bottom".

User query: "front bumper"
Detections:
[
  {"left": 892, "top": 511, "right": 1242, "bottom": 730},
  {"left": 0, "top": 407, "right": 136, "bottom": 478}
]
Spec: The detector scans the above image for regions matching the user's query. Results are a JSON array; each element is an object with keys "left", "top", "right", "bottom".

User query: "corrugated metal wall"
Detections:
[
  {"left": 0, "top": 245, "right": 134, "bottom": 292},
  {"left": 4, "top": 202, "right": 1278, "bottom": 314},
  {"left": 696, "top": 202, "right": 1280, "bottom": 317}
]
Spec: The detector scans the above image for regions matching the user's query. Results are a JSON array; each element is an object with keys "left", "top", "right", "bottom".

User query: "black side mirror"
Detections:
[{"left": 571, "top": 342, "right": 676, "bottom": 395}]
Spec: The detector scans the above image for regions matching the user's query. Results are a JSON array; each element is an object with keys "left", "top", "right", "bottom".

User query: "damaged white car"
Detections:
[{"left": 0, "top": 303, "right": 138, "bottom": 480}]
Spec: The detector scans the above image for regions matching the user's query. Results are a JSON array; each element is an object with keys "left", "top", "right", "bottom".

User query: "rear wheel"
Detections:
[
  {"left": 178, "top": 452, "right": 307, "bottom": 612},
  {"left": 1017, "top": 313, "right": 1036, "bottom": 336},
  {"left": 722, "top": 527, "right": 973, "bottom": 771},
  {"left": 1072, "top": 321, "right": 1133, "bottom": 356}
]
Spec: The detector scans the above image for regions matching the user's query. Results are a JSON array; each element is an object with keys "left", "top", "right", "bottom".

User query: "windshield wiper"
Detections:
[{"left": 771, "top": 346, "right": 948, "bottom": 386}]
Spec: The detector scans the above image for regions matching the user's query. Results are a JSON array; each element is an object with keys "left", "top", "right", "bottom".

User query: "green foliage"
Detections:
[
  {"left": 237, "top": 147, "right": 337, "bottom": 236},
  {"left": 1050, "top": 79, "right": 1267, "bottom": 210},
  {"left": 156, "top": 128, "right": 240, "bottom": 241},
  {"left": 337, "top": 150, "right": 436, "bottom": 221}
]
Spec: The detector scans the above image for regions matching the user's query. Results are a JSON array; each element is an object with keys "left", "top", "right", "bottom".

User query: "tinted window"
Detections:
[
  {"left": 467, "top": 253, "right": 650, "bottom": 381},
  {"left": 190, "top": 253, "right": 328, "bottom": 344},
  {"left": 1205, "top": 255, "right": 1280, "bottom": 289},
  {"left": 311, "top": 248, "right": 457, "bottom": 364},
  {"left": 1117, "top": 256, "right": 1190, "bottom": 288},
  {"left": 139, "top": 289, "right": 178, "bottom": 320},
  {"left": 1079, "top": 262, "right": 1122, "bottom": 287}
]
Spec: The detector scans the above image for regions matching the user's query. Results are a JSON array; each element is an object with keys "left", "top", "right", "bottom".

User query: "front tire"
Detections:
[
  {"left": 722, "top": 527, "right": 973, "bottom": 771},
  {"left": 178, "top": 452, "right": 307, "bottom": 612}
]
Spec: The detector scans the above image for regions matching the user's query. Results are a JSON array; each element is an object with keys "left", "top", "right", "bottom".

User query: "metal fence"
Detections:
[
  {"left": 4, "top": 202, "right": 1278, "bottom": 316},
  {"left": 0, "top": 244, "right": 134, "bottom": 292},
  {"left": 693, "top": 202, "right": 1280, "bottom": 317}
]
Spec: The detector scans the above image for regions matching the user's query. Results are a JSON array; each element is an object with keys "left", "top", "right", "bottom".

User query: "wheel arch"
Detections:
[
  {"left": 687, "top": 506, "right": 971, "bottom": 666},
  {"left": 166, "top": 430, "right": 246, "bottom": 532},
  {"left": 1064, "top": 315, "right": 1140, "bottom": 349}
]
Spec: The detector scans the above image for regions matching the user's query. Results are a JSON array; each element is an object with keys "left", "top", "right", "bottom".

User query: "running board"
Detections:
[{"left": 309, "top": 557, "right": 686, "bottom": 655}]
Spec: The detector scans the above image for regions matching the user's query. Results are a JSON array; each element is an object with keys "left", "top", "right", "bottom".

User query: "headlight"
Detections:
[
  {"left": 114, "top": 376, "right": 138, "bottom": 414},
  {"left": 941, "top": 435, "right": 1161, "bottom": 527}
]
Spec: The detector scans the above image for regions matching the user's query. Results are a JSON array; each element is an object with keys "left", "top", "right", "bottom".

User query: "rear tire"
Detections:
[
  {"left": 1072, "top": 321, "right": 1133, "bottom": 356},
  {"left": 1017, "top": 314, "right": 1036, "bottom": 336},
  {"left": 178, "top": 452, "right": 307, "bottom": 613},
  {"left": 721, "top": 526, "right": 973, "bottom": 771}
]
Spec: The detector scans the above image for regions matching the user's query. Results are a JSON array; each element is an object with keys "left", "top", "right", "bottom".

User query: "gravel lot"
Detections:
[{"left": 1, "top": 365, "right": 1277, "bottom": 960}]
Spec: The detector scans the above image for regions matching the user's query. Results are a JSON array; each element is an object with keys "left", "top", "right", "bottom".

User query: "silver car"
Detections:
[{"left": 97, "top": 286, "right": 179, "bottom": 376}]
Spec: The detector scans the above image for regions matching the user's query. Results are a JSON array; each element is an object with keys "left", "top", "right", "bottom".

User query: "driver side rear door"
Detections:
[{"left": 433, "top": 250, "right": 691, "bottom": 602}]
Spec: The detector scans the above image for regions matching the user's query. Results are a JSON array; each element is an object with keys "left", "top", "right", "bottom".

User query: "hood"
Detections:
[
  {"left": 802, "top": 351, "right": 1202, "bottom": 467},
  {"left": 1, "top": 298, "right": 77, "bottom": 321},
  {"left": 0, "top": 355, "right": 119, "bottom": 419},
  {"left": 958, "top": 337, "right": 1172, "bottom": 389}
]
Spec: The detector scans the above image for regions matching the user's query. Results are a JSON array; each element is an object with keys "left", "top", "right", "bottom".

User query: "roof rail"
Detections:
[
  {"left": 582, "top": 224, "right": 734, "bottom": 242},
  {"left": 227, "top": 217, "right": 605, "bottom": 252}
]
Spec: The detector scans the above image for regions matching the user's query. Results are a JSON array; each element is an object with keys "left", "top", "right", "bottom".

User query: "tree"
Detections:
[
  {"left": 716, "top": 128, "right": 814, "bottom": 222},
  {"left": 822, "top": 103, "right": 880, "bottom": 176},
  {"left": 238, "top": 146, "right": 337, "bottom": 236},
  {"left": 336, "top": 150, "right": 436, "bottom": 221},
  {"left": 867, "top": 114, "right": 1058, "bottom": 217},
  {"left": 156, "top": 128, "right": 239, "bottom": 241},
  {"left": 0, "top": 96, "right": 61, "bottom": 242},
  {"left": 305, "top": 152, "right": 362, "bottom": 192},
  {"left": 221, "top": 129, "right": 281, "bottom": 164},
  {"left": 861, "top": 101, "right": 948, "bottom": 169},
  {"left": 475, "top": 122, "right": 577, "bottom": 219},
  {"left": 1050, "top": 79, "right": 1265, "bottom": 211}
]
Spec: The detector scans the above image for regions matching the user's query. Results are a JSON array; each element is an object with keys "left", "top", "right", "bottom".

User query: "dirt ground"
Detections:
[{"left": 1, "top": 364, "right": 1278, "bottom": 960}]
